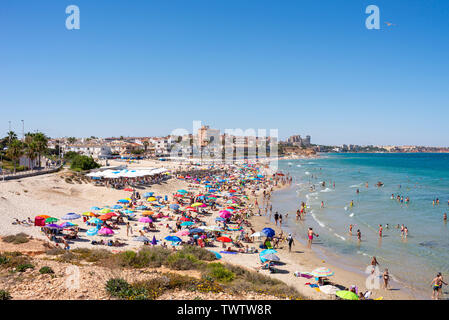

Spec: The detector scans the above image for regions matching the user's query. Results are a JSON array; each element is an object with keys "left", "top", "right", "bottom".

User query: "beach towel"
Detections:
[
  {"left": 219, "top": 251, "right": 238, "bottom": 254},
  {"left": 305, "top": 283, "right": 319, "bottom": 288},
  {"left": 294, "top": 271, "right": 313, "bottom": 279}
]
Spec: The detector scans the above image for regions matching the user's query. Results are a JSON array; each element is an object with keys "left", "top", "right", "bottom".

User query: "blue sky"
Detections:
[{"left": 1, "top": 0, "right": 448, "bottom": 146}]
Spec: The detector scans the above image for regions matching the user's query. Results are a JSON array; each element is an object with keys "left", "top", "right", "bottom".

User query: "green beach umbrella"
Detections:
[
  {"left": 45, "top": 217, "right": 59, "bottom": 223},
  {"left": 335, "top": 290, "right": 359, "bottom": 300}
]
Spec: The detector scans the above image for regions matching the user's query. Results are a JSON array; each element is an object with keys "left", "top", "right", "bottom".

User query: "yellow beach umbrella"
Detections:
[
  {"left": 147, "top": 197, "right": 157, "bottom": 202},
  {"left": 142, "top": 211, "right": 154, "bottom": 216},
  {"left": 82, "top": 212, "right": 97, "bottom": 217},
  {"left": 191, "top": 203, "right": 203, "bottom": 207}
]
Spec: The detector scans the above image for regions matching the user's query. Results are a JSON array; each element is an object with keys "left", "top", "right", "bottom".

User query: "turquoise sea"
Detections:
[{"left": 271, "top": 153, "right": 449, "bottom": 299}]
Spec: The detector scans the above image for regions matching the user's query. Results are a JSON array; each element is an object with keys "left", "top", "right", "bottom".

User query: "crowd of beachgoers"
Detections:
[{"left": 1, "top": 158, "right": 419, "bottom": 300}]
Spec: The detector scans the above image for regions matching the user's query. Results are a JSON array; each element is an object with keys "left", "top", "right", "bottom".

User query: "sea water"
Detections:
[{"left": 270, "top": 153, "right": 449, "bottom": 298}]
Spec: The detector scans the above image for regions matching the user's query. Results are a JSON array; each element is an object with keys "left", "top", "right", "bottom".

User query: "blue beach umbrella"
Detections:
[
  {"left": 143, "top": 192, "right": 154, "bottom": 198},
  {"left": 112, "top": 205, "right": 123, "bottom": 209},
  {"left": 189, "top": 228, "right": 205, "bottom": 234},
  {"left": 181, "top": 221, "right": 194, "bottom": 227},
  {"left": 91, "top": 207, "right": 101, "bottom": 210},
  {"left": 169, "top": 204, "right": 180, "bottom": 210},
  {"left": 215, "top": 217, "right": 226, "bottom": 222},
  {"left": 208, "top": 250, "right": 222, "bottom": 260},
  {"left": 62, "top": 213, "right": 81, "bottom": 220},
  {"left": 86, "top": 227, "right": 99, "bottom": 236},
  {"left": 118, "top": 199, "right": 129, "bottom": 203},
  {"left": 165, "top": 236, "right": 182, "bottom": 242},
  {"left": 151, "top": 236, "right": 157, "bottom": 245},
  {"left": 262, "top": 228, "right": 275, "bottom": 238},
  {"left": 133, "top": 236, "right": 150, "bottom": 242}
]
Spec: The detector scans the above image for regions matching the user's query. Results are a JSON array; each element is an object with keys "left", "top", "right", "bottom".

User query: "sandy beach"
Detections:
[{"left": 0, "top": 159, "right": 419, "bottom": 300}]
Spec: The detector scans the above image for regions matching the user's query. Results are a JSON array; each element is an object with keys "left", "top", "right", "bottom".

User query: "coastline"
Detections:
[{"left": 244, "top": 183, "right": 422, "bottom": 300}]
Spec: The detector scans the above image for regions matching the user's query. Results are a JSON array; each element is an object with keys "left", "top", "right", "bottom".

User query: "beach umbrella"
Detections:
[
  {"left": 138, "top": 217, "right": 153, "bottom": 223},
  {"left": 147, "top": 197, "right": 157, "bottom": 202},
  {"left": 203, "top": 225, "right": 223, "bottom": 232},
  {"left": 143, "top": 192, "right": 154, "bottom": 198},
  {"left": 208, "top": 250, "right": 222, "bottom": 259},
  {"left": 123, "top": 209, "right": 135, "bottom": 214},
  {"left": 142, "top": 211, "right": 154, "bottom": 216},
  {"left": 118, "top": 199, "right": 129, "bottom": 203},
  {"left": 99, "top": 208, "right": 112, "bottom": 214},
  {"left": 62, "top": 213, "right": 81, "bottom": 220},
  {"left": 45, "top": 223, "right": 62, "bottom": 229},
  {"left": 189, "top": 228, "right": 205, "bottom": 234},
  {"left": 124, "top": 188, "right": 134, "bottom": 192},
  {"left": 98, "top": 214, "right": 112, "bottom": 221},
  {"left": 175, "top": 230, "right": 190, "bottom": 237},
  {"left": 82, "top": 212, "right": 97, "bottom": 217},
  {"left": 250, "top": 232, "right": 265, "bottom": 237},
  {"left": 151, "top": 236, "right": 157, "bottom": 245},
  {"left": 180, "top": 221, "right": 194, "bottom": 227},
  {"left": 319, "top": 285, "right": 340, "bottom": 295},
  {"left": 335, "top": 290, "right": 359, "bottom": 300},
  {"left": 311, "top": 267, "right": 334, "bottom": 278},
  {"left": 60, "top": 222, "right": 77, "bottom": 228},
  {"left": 98, "top": 227, "right": 114, "bottom": 235},
  {"left": 191, "top": 202, "right": 204, "bottom": 207},
  {"left": 169, "top": 204, "right": 180, "bottom": 210},
  {"left": 37, "top": 215, "right": 51, "bottom": 219},
  {"left": 88, "top": 218, "right": 103, "bottom": 225},
  {"left": 165, "top": 236, "right": 182, "bottom": 242},
  {"left": 135, "top": 205, "right": 147, "bottom": 210},
  {"left": 86, "top": 227, "right": 99, "bottom": 236},
  {"left": 220, "top": 211, "right": 232, "bottom": 219},
  {"left": 90, "top": 207, "right": 102, "bottom": 210},
  {"left": 215, "top": 217, "right": 226, "bottom": 222},
  {"left": 133, "top": 236, "right": 150, "bottom": 242},
  {"left": 260, "top": 249, "right": 277, "bottom": 256},
  {"left": 217, "top": 236, "right": 232, "bottom": 243},
  {"left": 112, "top": 205, "right": 123, "bottom": 209},
  {"left": 45, "top": 217, "right": 59, "bottom": 224},
  {"left": 177, "top": 189, "right": 188, "bottom": 194},
  {"left": 262, "top": 228, "right": 275, "bottom": 238},
  {"left": 180, "top": 217, "right": 191, "bottom": 221},
  {"left": 260, "top": 253, "right": 280, "bottom": 262}
]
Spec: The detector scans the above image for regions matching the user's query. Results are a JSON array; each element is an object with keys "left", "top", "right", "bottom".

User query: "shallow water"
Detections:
[{"left": 271, "top": 153, "right": 449, "bottom": 298}]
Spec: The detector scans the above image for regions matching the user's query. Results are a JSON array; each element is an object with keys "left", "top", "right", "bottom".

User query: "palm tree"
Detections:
[
  {"left": 6, "top": 139, "right": 24, "bottom": 173},
  {"left": 32, "top": 132, "right": 48, "bottom": 168},
  {"left": 7, "top": 131, "right": 17, "bottom": 143},
  {"left": 25, "top": 141, "right": 39, "bottom": 170}
]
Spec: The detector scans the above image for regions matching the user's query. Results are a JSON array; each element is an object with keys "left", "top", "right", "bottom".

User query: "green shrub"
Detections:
[
  {"left": 113, "top": 247, "right": 171, "bottom": 268},
  {"left": 178, "top": 245, "right": 216, "bottom": 261},
  {"left": 70, "top": 155, "right": 100, "bottom": 171},
  {"left": 0, "top": 255, "right": 9, "bottom": 265},
  {"left": 105, "top": 278, "right": 131, "bottom": 297},
  {"left": 3, "top": 233, "right": 30, "bottom": 244},
  {"left": 39, "top": 266, "right": 54, "bottom": 274},
  {"left": 0, "top": 290, "right": 12, "bottom": 300},
  {"left": 45, "top": 247, "right": 65, "bottom": 256},
  {"left": 206, "top": 263, "right": 235, "bottom": 282},
  {"left": 16, "top": 263, "right": 34, "bottom": 272},
  {"left": 165, "top": 252, "right": 200, "bottom": 270}
]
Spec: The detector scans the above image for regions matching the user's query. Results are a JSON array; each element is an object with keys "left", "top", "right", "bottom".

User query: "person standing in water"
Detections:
[
  {"left": 287, "top": 233, "right": 294, "bottom": 252},
  {"left": 378, "top": 225, "right": 383, "bottom": 238},
  {"left": 431, "top": 273, "right": 446, "bottom": 300},
  {"left": 307, "top": 227, "right": 319, "bottom": 249},
  {"left": 383, "top": 269, "right": 390, "bottom": 290},
  {"left": 357, "top": 229, "right": 362, "bottom": 241},
  {"left": 274, "top": 212, "right": 279, "bottom": 225}
]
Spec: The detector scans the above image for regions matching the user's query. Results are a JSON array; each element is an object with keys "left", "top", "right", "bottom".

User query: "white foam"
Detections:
[
  {"left": 349, "top": 213, "right": 354, "bottom": 217},
  {"left": 350, "top": 183, "right": 362, "bottom": 188},
  {"left": 320, "top": 188, "right": 332, "bottom": 193},
  {"left": 296, "top": 164, "right": 302, "bottom": 167},
  {"left": 305, "top": 171, "right": 310, "bottom": 175},
  {"left": 311, "top": 212, "right": 325, "bottom": 228},
  {"left": 334, "top": 233, "right": 346, "bottom": 241}
]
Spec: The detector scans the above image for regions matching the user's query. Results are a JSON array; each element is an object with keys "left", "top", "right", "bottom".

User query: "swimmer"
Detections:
[
  {"left": 378, "top": 224, "right": 383, "bottom": 238},
  {"left": 349, "top": 224, "right": 353, "bottom": 234},
  {"left": 350, "top": 200, "right": 354, "bottom": 207},
  {"left": 357, "top": 229, "right": 361, "bottom": 241},
  {"left": 321, "top": 201, "right": 324, "bottom": 208},
  {"left": 444, "top": 213, "right": 447, "bottom": 222},
  {"left": 356, "top": 189, "right": 360, "bottom": 194}
]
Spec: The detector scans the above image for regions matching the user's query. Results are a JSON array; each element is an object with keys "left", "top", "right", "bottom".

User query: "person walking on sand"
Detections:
[
  {"left": 287, "top": 233, "right": 294, "bottom": 252},
  {"left": 126, "top": 222, "right": 133, "bottom": 236},
  {"left": 307, "top": 227, "right": 318, "bottom": 249},
  {"left": 383, "top": 269, "right": 390, "bottom": 289},
  {"left": 431, "top": 273, "right": 445, "bottom": 300}
]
